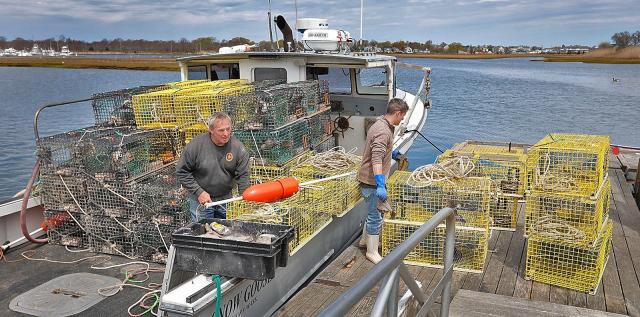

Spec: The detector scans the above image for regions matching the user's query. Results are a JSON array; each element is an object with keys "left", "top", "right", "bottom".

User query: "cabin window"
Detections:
[
  {"left": 254, "top": 68, "right": 287, "bottom": 82},
  {"left": 316, "top": 68, "right": 352, "bottom": 95},
  {"left": 187, "top": 65, "right": 207, "bottom": 80},
  {"left": 356, "top": 67, "right": 387, "bottom": 95},
  {"left": 211, "top": 63, "right": 240, "bottom": 80}
]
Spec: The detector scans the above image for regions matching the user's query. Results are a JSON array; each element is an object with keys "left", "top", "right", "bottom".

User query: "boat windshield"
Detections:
[{"left": 356, "top": 67, "right": 387, "bottom": 95}]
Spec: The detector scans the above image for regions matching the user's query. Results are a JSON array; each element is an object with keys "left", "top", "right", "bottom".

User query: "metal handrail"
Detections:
[{"left": 319, "top": 207, "right": 456, "bottom": 317}]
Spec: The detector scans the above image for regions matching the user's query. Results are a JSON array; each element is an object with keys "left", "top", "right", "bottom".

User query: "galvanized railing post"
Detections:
[
  {"left": 387, "top": 273, "right": 399, "bottom": 317},
  {"left": 440, "top": 212, "right": 456, "bottom": 317},
  {"left": 319, "top": 207, "right": 455, "bottom": 317}
]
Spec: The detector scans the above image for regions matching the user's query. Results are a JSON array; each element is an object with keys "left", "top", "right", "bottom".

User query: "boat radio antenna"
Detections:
[
  {"left": 268, "top": 0, "right": 275, "bottom": 50},
  {"left": 360, "top": 0, "right": 364, "bottom": 46}
]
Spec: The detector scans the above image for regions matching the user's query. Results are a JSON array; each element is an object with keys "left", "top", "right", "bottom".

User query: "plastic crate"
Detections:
[{"left": 171, "top": 219, "right": 294, "bottom": 280}]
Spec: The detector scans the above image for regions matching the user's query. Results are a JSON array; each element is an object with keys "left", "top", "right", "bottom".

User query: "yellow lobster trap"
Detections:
[
  {"left": 174, "top": 84, "right": 253, "bottom": 127},
  {"left": 524, "top": 178, "right": 610, "bottom": 247},
  {"left": 437, "top": 140, "right": 527, "bottom": 231},
  {"left": 290, "top": 149, "right": 362, "bottom": 217},
  {"left": 226, "top": 200, "right": 332, "bottom": 254},
  {"left": 527, "top": 133, "right": 610, "bottom": 197},
  {"left": 387, "top": 170, "right": 494, "bottom": 229},
  {"left": 382, "top": 219, "right": 489, "bottom": 273},
  {"left": 525, "top": 219, "right": 612, "bottom": 294}
]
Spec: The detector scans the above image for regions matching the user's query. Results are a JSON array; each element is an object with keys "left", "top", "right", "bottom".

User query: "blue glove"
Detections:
[
  {"left": 374, "top": 174, "right": 387, "bottom": 201},
  {"left": 392, "top": 149, "right": 402, "bottom": 160}
]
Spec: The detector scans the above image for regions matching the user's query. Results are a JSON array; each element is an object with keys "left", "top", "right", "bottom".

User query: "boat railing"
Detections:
[
  {"left": 394, "top": 62, "right": 431, "bottom": 139},
  {"left": 318, "top": 206, "right": 456, "bottom": 317}
]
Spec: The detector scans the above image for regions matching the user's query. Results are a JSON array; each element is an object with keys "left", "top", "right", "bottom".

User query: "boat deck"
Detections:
[
  {"left": 0, "top": 243, "right": 167, "bottom": 316},
  {"left": 276, "top": 159, "right": 640, "bottom": 317}
]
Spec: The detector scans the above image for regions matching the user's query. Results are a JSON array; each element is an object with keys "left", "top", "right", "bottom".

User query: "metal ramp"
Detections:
[{"left": 450, "top": 290, "right": 628, "bottom": 317}]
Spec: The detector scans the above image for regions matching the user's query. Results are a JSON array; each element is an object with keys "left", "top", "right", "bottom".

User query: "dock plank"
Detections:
[
  {"left": 479, "top": 230, "right": 512, "bottom": 294},
  {"left": 587, "top": 282, "right": 607, "bottom": 313},
  {"left": 496, "top": 204, "right": 527, "bottom": 297},
  {"left": 601, "top": 192, "right": 628, "bottom": 315},
  {"left": 461, "top": 230, "right": 501, "bottom": 291},
  {"left": 530, "top": 281, "right": 550, "bottom": 302},
  {"left": 609, "top": 170, "right": 640, "bottom": 316},
  {"left": 450, "top": 289, "right": 627, "bottom": 317},
  {"left": 549, "top": 286, "right": 569, "bottom": 305}
]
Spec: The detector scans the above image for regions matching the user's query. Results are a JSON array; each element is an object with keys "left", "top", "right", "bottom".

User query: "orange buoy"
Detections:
[{"left": 242, "top": 177, "right": 300, "bottom": 203}]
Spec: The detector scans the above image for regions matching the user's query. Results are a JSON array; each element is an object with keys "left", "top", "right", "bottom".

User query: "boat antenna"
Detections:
[
  {"left": 294, "top": 0, "right": 299, "bottom": 45},
  {"left": 268, "top": 0, "right": 275, "bottom": 50},
  {"left": 360, "top": 0, "right": 364, "bottom": 46}
]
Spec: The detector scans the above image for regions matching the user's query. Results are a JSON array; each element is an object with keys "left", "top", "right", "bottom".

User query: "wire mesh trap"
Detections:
[
  {"left": 527, "top": 133, "right": 610, "bottom": 197},
  {"left": 525, "top": 220, "right": 612, "bottom": 294},
  {"left": 382, "top": 219, "right": 489, "bottom": 272}
]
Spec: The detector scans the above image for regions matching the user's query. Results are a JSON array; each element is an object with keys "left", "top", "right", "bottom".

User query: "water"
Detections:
[
  {"left": 1, "top": 58, "right": 639, "bottom": 200},
  {"left": 0, "top": 67, "right": 179, "bottom": 201}
]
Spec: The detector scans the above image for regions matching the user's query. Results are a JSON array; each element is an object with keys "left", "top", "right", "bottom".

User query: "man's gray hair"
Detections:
[
  {"left": 207, "top": 112, "right": 231, "bottom": 130},
  {"left": 386, "top": 98, "right": 409, "bottom": 114}
]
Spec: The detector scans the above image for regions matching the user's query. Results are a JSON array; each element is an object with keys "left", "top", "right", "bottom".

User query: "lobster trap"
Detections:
[
  {"left": 438, "top": 140, "right": 528, "bottom": 195},
  {"left": 289, "top": 149, "right": 362, "bottom": 216},
  {"left": 174, "top": 84, "right": 252, "bottom": 127},
  {"left": 225, "top": 80, "right": 329, "bottom": 131},
  {"left": 387, "top": 171, "right": 493, "bottom": 229},
  {"left": 524, "top": 179, "right": 611, "bottom": 247},
  {"left": 43, "top": 209, "right": 88, "bottom": 248},
  {"left": 382, "top": 219, "right": 489, "bottom": 273},
  {"left": 525, "top": 220, "right": 612, "bottom": 294},
  {"left": 527, "top": 133, "right": 610, "bottom": 197},
  {"left": 92, "top": 86, "right": 163, "bottom": 127},
  {"left": 226, "top": 200, "right": 332, "bottom": 253},
  {"left": 76, "top": 127, "right": 178, "bottom": 181},
  {"left": 135, "top": 215, "right": 189, "bottom": 263},
  {"left": 86, "top": 164, "right": 188, "bottom": 220},
  {"left": 234, "top": 112, "right": 333, "bottom": 166}
]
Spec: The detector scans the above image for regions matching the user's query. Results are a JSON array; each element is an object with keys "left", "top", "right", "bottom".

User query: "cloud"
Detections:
[{"left": 0, "top": 0, "right": 638, "bottom": 45}]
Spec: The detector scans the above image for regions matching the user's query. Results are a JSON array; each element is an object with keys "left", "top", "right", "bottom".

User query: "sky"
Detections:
[{"left": 0, "top": 0, "right": 638, "bottom": 47}]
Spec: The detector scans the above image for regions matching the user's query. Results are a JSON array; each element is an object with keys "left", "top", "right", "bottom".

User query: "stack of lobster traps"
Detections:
[{"left": 524, "top": 133, "right": 612, "bottom": 294}]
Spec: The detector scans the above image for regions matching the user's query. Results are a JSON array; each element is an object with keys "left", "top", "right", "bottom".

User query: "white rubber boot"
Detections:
[
  {"left": 358, "top": 225, "right": 367, "bottom": 248},
  {"left": 366, "top": 234, "right": 383, "bottom": 264}
]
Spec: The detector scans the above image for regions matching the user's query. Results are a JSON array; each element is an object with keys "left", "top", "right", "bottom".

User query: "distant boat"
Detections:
[
  {"left": 30, "top": 44, "right": 42, "bottom": 55},
  {"left": 60, "top": 46, "right": 73, "bottom": 57}
]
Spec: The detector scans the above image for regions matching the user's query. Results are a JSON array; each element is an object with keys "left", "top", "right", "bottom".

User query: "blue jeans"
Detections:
[
  {"left": 361, "top": 186, "right": 384, "bottom": 235},
  {"left": 189, "top": 197, "right": 227, "bottom": 222}
]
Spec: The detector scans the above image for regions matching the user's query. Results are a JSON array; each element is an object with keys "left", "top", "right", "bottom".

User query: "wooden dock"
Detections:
[{"left": 276, "top": 155, "right": 640, "bottom": 317}]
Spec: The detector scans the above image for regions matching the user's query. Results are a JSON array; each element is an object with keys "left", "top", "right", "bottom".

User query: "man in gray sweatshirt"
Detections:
[{"left": 176, "top": 112, "right": 250, "bottom": 221}]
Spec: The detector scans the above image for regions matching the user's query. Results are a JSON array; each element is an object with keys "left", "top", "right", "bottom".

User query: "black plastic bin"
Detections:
[{"left": 171, "top": 219, "right": 295, "bottom": 280}]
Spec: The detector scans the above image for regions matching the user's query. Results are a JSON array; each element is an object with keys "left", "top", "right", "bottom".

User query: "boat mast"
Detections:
[
  {"left": 360, "top": 0, "right": 364, "bottom": 46},
  {"left": 268, "top": 0, "right": 275, "bottom": 50}
]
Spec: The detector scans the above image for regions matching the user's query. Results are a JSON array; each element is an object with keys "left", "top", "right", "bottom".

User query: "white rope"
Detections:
[{"left": 407, "top": 157, "right": 476, "bottom": 188}]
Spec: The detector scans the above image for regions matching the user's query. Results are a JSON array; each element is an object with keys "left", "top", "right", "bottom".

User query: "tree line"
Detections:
[
  {"left": 604, "top": 31, "right": 640, "bottom": 48},
  {"left": 0, "top": 35, "right": 486, "bottom": 54}
]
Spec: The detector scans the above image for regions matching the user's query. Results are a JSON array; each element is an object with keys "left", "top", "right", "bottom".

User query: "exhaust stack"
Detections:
[{"left": 275, "top": 15, "right": 295, "bottom": 52}]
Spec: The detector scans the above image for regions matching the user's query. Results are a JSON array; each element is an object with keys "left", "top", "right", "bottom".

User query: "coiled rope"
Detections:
[
  {"left": 297, "top": 146, "right": 361, "bottom": 174},
  {"left": 407, "top": 157, "right": 476, "bottom": 188}
]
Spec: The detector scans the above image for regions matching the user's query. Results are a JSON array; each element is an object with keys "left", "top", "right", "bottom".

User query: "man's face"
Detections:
[
  {"left": 210, "top": 118, "right": 232, "bottom": 146},
  {"left": 390, "top": 111, "right": 407, "bottom": 126}
]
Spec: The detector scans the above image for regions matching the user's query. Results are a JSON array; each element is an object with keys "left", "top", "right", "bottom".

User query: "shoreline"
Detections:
[
  {"left": 2, "top": 53, "right": 639, "bottom": 71},
  {"left": 0, "top": 57, "right": 180, "bottom": 71}
]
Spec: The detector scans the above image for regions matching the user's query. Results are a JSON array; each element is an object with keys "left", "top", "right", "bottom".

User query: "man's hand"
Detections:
[
  {"left": 198, "top": 191, "right": 212, "bottom": 204},
  {"left": 374, "top": 174, "right": 387, "bottom": 201},
  {"left": 392, "top": 149, "right": 402, "bottom": 160}
]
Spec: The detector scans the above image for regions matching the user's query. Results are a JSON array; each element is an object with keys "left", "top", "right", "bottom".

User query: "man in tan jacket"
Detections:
[{"left": 357, "top": 98, "right": 409, "bottom": 263}]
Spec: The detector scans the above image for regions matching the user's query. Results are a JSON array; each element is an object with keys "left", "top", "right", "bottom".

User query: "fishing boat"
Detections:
[{"left": 0, "top": 16, "right": 431, "bottom": 317}]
